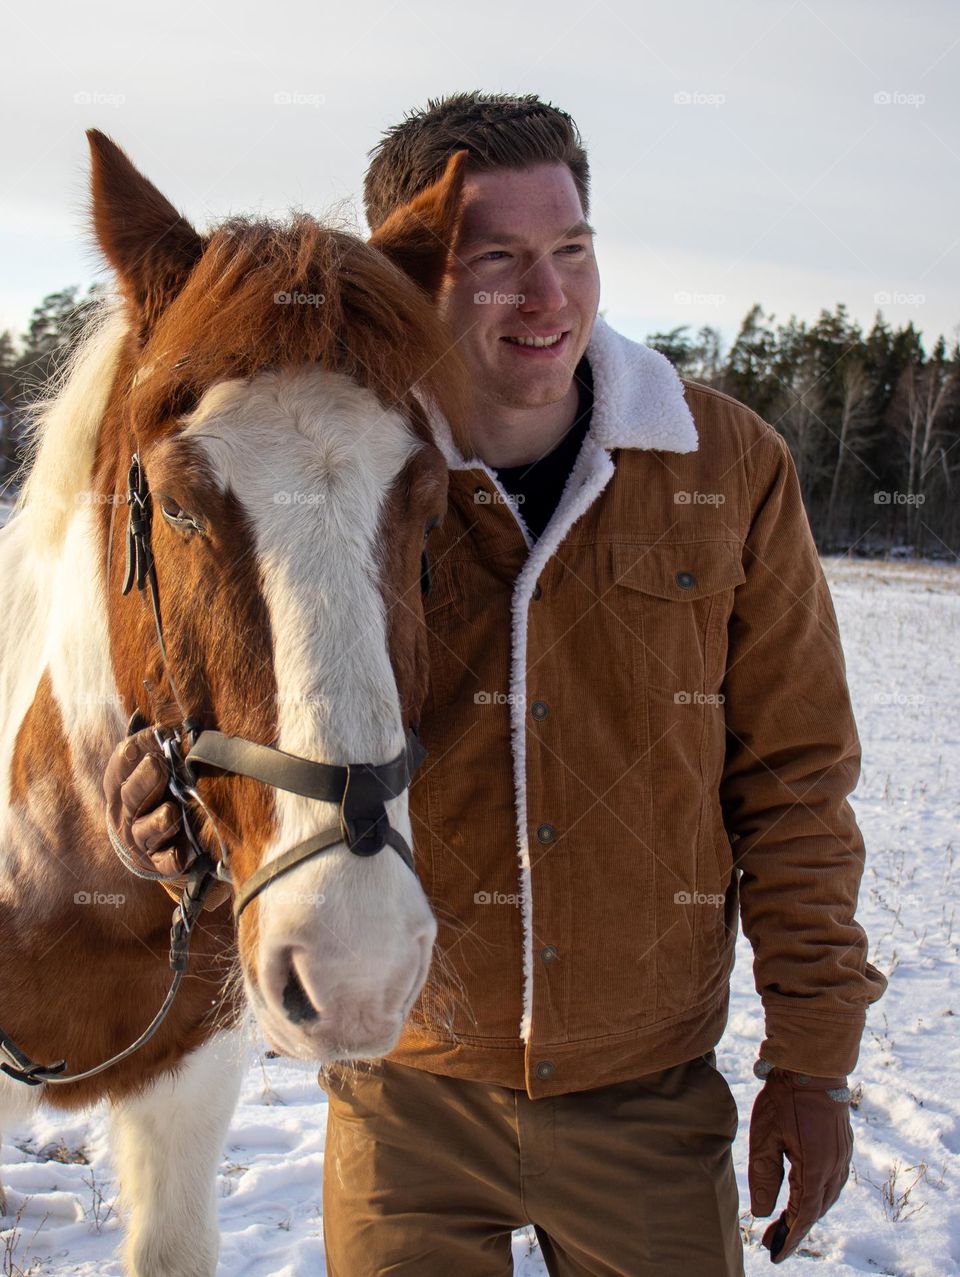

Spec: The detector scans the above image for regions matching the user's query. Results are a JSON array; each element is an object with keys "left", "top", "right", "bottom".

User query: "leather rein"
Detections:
[{"left": 0, "top": 451, "right": 427, "bottom": 1086}]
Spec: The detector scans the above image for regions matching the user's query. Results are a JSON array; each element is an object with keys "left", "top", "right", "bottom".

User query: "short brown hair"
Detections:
[{"left": 363, "top": 91, "right": 590, "bottom": 231}]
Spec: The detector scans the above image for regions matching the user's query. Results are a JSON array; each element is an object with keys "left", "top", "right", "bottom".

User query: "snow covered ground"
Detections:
[{"left": 1, "top": 555, "right": 957, "bottom": 1276}]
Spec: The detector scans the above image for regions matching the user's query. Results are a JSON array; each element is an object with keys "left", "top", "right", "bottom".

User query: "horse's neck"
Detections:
[{"left": 0, "top": 503, "right": 126, "bottom": 894}]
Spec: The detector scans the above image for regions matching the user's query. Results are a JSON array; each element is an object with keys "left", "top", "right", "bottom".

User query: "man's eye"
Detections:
[
  {"left": 476, "top": 251, "right": 510, "bottom": 261},
  {"left": 558, "top": 244, "right": 585, "bottom": 254}
]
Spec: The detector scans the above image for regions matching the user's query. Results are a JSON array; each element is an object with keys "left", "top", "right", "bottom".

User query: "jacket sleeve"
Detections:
[{"left": 718, "top": 425, "right": 887, "bottom": 1077}]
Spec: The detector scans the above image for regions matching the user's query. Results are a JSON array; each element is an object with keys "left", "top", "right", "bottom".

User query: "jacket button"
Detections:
[
  {"left": 536, "top": 823, "right": 556, "bottom": 844},
  {"left": 532, "top": 582, "right": 542, "bottom": 600},
  {"left": 535, "top": 1060, "right": 555, "bottom": 1080},
  {"left": 675, "top": 570, "right": 696, "bottom": 589},
  {"left": 531, "top": 700, "right": 549, "bottom": 720},
  {"left": 540, "top": 944, "right": 559, "bottom": 963}
]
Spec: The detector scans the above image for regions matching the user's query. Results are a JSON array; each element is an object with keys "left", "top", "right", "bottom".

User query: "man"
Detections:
[{"left": 105, "top": 93, "right": 887, "bottom": 1275}]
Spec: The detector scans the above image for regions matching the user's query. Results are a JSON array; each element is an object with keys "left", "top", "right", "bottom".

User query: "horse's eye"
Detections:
[{"left": 158, "top": 495, "right": 203, "bottom": 536}]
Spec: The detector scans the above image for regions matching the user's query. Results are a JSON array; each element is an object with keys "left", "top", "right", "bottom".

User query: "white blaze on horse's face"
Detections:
[{"left": 181, "top": 365, "right": 437, "bottom": 1060}]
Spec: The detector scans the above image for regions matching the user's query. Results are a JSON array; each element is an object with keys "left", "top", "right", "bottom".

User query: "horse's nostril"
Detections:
[{"left": 281, "top": 962, "right": 319, "bottom": 1025}]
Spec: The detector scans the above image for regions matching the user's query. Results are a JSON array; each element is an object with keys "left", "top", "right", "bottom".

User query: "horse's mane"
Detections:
[
  {"left": 14, "top": 212, "right": 471, "bottom": 551},
  {"left": 14, "top": 298, "right": 129, "bottom": 549}
]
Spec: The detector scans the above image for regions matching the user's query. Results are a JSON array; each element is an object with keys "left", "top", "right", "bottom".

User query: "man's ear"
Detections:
[
  {"left": 368, "top": 150, "right": 469, "bottom": 301},
  {"left": 87, "top": 129, "right": 204, "bottom": 338}
]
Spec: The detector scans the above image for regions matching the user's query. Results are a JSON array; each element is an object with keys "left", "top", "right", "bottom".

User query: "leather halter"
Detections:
[
  {"left": 119, "top": 449, "right": 425, "bottom": 913},
  {"left": 0, "top": 450, "right": 428, "bottom": 1087}
]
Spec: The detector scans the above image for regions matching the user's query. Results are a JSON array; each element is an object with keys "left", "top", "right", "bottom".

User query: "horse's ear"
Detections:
[
  {"left": 368, "top": 149, "right": 469, "bottom": 300},
  {"left": 86, "top": 129, "right": 203, "bottom": 335}
]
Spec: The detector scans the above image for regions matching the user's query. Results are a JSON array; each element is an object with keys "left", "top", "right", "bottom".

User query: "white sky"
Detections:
[{"left": 2, "top": 0, "right": 957, "bottom": 354}]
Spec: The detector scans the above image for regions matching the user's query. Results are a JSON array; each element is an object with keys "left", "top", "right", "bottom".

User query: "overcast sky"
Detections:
[{"left": 3, "top": 0, "right": 956, "bottom": 355}]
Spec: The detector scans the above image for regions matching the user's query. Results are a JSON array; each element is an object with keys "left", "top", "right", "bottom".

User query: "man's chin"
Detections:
[
  {"left": 482, "top": 361, "right": 580, "bottom": 406},
  {"left": 486, "top": 380, "right": 576, "bottom": 411}
]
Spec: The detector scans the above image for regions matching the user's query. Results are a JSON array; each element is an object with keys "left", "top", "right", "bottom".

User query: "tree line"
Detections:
[
  {"left": 2, "top": 287, "right": 957, "bottom": 557},
  {"left": 648, "top": 304, "right": 959, "bottom": 558}
]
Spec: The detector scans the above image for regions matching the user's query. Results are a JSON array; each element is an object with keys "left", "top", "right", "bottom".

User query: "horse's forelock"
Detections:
[
  {"left": 15, "top": 216, "right": 468, "bottom": 542},
  {"left": 126, "top": 217, "right": 471, "bottom": 456}
]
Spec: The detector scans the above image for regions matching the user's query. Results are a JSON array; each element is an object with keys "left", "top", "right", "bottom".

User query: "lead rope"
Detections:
[{"left": 0, "top": 866, "right": 216, "bottom": 1085}]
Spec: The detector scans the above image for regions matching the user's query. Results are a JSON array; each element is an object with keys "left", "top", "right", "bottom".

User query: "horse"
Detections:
[{"left": 0, "top": 129, "right": 470, "bottom": 1276}]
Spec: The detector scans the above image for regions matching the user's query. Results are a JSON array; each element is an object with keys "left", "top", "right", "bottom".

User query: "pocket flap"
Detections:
[{"left": 613, "top": 542, "right": 745, "bottom": 601}]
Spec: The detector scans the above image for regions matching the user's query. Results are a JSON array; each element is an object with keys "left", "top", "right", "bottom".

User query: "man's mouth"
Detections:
[
  {"left": 502, "top": 331, "right": 565, "bottom": 348},
  {"left": 500, "top": 330, "right": 570, "bottom": 356}
]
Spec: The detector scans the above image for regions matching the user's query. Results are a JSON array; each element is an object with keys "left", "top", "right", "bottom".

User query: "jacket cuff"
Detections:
[{"left": 760, "top": 1006, "right": 866, "bottom": 1076}]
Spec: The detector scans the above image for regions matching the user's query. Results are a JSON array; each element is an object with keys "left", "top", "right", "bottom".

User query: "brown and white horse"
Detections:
[{"left": 0, "top": 131, "right": 468, "bottom": 1275}]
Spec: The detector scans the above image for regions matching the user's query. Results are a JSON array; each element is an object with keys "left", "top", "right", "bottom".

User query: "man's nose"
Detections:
[{"left": 516, "top": 257, "right": 566, "bottom": 312}]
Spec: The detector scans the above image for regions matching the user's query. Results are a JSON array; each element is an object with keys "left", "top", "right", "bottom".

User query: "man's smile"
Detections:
[{"left": 500, "top": 329, "right": 571, "bottom": 356}]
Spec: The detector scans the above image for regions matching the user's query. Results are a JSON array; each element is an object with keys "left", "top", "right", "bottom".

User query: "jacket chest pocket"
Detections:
[{"left": 613, "top": 543, "right": 745, "bottom": 696}]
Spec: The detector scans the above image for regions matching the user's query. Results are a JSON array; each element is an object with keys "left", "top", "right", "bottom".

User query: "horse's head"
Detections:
[{"left": 87, "top": 131, "right": 470, "bottom": 1060}]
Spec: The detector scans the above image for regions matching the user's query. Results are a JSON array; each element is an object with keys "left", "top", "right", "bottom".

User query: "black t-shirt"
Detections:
[{"left": 493, "top": 356, "right": 594, "bottom": 543}]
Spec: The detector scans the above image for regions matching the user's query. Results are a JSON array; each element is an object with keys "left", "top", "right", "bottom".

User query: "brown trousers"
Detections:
[{"left": 321, "top": 1050, "right": 744, "bottom": 1276}]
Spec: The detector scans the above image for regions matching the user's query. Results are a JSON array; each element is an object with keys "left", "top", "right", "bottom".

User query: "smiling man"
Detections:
[
  {"left": 105, "top": 92, "right": 886, "bottom": 1275},
  {"left": 434, "top": 165, "right": 599, "bottom": 469}
]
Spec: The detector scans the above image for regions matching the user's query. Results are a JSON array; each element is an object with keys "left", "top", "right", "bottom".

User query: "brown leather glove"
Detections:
[
  {"left": 749, "top": 1060, "right": 853, "bottom": 1262},
  {"left": 103, "top": 726, "right": 231, "bottom": 912}
]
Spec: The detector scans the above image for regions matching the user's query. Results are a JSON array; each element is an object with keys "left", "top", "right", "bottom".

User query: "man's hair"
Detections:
[{"left": 363, "top": 91, "right": 590, "bottom": 231}]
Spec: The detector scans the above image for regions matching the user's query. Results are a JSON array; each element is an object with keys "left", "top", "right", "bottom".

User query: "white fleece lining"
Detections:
[{"left": 429, "top": 317, "right": 701, "bottom": 1041}]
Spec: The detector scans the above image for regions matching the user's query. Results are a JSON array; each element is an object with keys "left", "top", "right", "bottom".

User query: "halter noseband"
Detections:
[{"left": 184, "top": 727, "right": 425, "bottom": 918}]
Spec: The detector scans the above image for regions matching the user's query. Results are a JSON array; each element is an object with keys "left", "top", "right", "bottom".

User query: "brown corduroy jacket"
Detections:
[{"left": 386, "top": 315, "right": 887, "bottom": 1099}]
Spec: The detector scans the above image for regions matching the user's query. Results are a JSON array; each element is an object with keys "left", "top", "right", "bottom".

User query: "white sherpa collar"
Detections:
[{"left": 430, "top": 314, "right": 699, "bottom": 470}]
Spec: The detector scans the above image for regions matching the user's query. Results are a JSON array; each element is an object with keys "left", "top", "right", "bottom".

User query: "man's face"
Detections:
[{"left": 436, "top": 162, "right": 601, "bottom": 411}]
